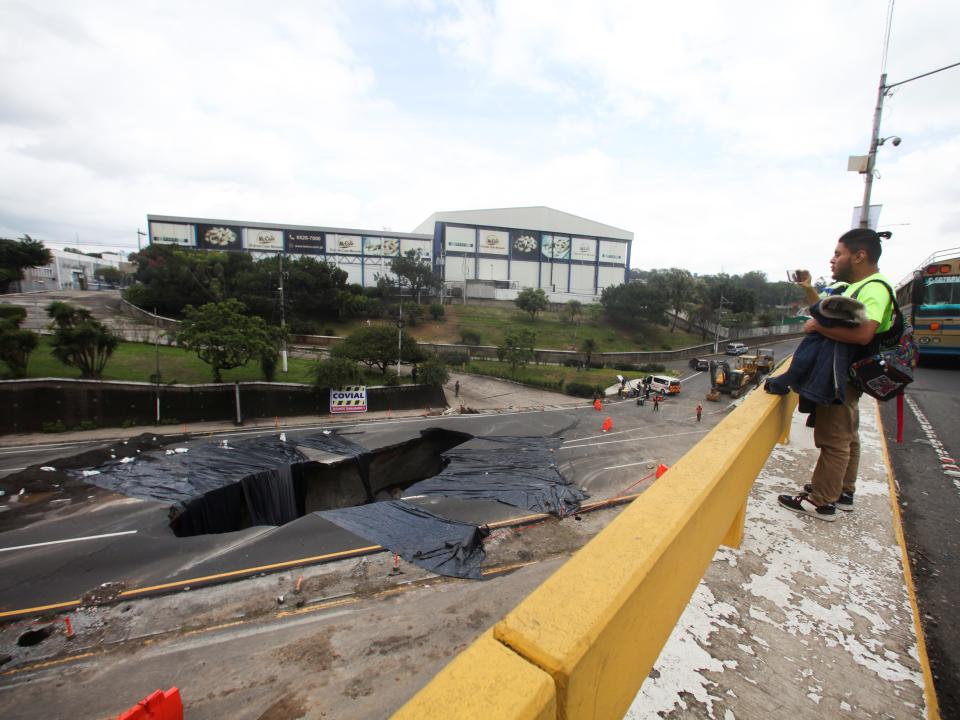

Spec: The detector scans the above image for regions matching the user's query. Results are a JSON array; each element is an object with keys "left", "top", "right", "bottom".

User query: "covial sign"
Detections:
[{"left": 330, "top": 386, "right": 368, "bottom": 413}]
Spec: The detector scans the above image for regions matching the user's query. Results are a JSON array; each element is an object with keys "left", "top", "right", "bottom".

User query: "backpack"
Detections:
[{"left": 847, "top": 279, "right": 918, "bottom": 402}]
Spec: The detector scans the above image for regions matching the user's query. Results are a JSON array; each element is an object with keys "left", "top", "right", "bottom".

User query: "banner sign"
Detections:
[
  {"left": 598, "top": 239, "right": 627, "bottom": 264},
  {"left": 445, "top": 225, "right": 476, "bottom": 253},
  {"left": 243, "top": 228, "right": 284, "bottom": 251},
  {"left": 150, "top": 222, "right": 195, "bottom": 247},
  {"left": 401, "top": 238, "right": 432, "bottom": 259},
  {"left": 285, "top": 230, "right": 325, "bottom": 254},
  {"left": 477, "top": 229, "right": 509, "bottom": 255},
  {"left": 329, "top": 234, "right": 362, "bottom": 254},
  {"left": 571, "top": 237, "right": 597, "bottom": 262},
  {"left": 363, "top": 236, "right": 400, "bottom": 257},
  {"left": 542, "top": 234, "right": 571, "bottom": 260},
  {"left": 510, "top": 230, "right": 539, "bottom": 259},
  {"left": 197, "top": 224, "right": 242, "bottom": 251},
  {"left": 330, "top": 385, "right": 367, "bottom": 413}
]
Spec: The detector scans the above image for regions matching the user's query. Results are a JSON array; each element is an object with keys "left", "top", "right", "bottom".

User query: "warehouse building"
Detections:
[{"left": 147, "top": 206, "right": 631, "bottom": 303}]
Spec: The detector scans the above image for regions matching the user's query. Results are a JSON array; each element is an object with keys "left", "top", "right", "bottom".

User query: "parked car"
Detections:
[
  {"left": 688, "top": 357, "right": 710, "bottom": 370},
  {"left": 725, "top": 342, "right": 749, "bottom": 356}
]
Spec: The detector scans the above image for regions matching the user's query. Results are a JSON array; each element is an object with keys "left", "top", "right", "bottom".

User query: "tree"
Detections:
[
  {"left": 0, "top": 304, "right": 37, "bottom": 378},
  {"left": 580, "top": 338, "right": 598, "bottom": 366},
  {"left": 46, "top": 301, "right": 120, "bottom": 379},
  {"left": 332, "top": 325, "right": 425, "bottom": 374},
  {"left": 312, "top": 356, "right": 363, "bottom": 389},
  {"left": 417, "top": 356, "right": 450, "bottom": 386},
  {"left": 515, "top": 287, "right": 548, "bottom": 320},
  {"left": 499, "top": 328, "right": 536, "bottom": 372},
  {"left": 176, "top": 299, "right": 276, "bottom": 382},
  {"left": 649, "top": 268, "right": 696, "bottom": 332},
  {"left": 563, "top": 299, "right": 583, "bottom": 325},
  {"left": 0, "top": 235, "right": 52, "bottom": 294},
  {"left": 389, "top": 250, "right": 441, "bottom": 304},
  {"left": 600, "top": 282, "right": 668, "bottom": 327}
]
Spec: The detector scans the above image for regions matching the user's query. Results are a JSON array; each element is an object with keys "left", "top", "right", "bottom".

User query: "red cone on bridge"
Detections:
[
  {"left": 655, "top": 463, "right": 669, "bottom": 478},
  {"left": 602, "top": 417, "right": 613, "bottom": 433},
  {"left": 594, "top": 398, "right": 603, "bottom": 412}
]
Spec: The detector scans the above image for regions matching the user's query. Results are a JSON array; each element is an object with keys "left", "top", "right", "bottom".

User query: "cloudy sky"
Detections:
[{"left": 1, "top": 0, "right": 957, "bottom": 285}]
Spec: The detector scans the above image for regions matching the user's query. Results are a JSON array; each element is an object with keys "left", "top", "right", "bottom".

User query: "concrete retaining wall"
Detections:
[
  {"left": 0, "top": 379, "right": 446, "bottom": 434},
  {"left": 395, "top": 366, "right": 798, "bottom": 719}
]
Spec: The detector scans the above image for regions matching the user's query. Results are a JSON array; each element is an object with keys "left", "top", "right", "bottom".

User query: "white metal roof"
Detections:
[{"left": 412, "top": 206, "right": 632, "bottom": 241}]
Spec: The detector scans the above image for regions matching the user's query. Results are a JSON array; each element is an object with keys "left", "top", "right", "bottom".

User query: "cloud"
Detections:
[{"left": 0, "top": 0, "right": 957, "bottom": 283}]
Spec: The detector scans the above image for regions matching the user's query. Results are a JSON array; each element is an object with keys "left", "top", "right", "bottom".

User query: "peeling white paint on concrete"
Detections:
[{"left": 627, "top": 400, "right": 927, "bottom": 719}]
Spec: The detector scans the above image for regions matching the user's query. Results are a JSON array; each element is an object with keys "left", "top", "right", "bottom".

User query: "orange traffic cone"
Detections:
[
  {"left": 602, "top": 417, "right": 613, "bottom": 433},
  {"left": 594, "top": 398, "right": 603, "bottom": 411},
  {"left": 655, "top": 463, "right": 669, "bottom": 478}
]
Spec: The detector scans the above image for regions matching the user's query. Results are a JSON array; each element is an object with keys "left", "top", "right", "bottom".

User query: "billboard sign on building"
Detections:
[
  {"left": 285, "top": 230, "right": 325, "bottom": 254},
  {"left": 243, "top": 228, "right": 284, "bottom": 252},
  {"left": 598, "top": 239, "right": 627, "bottom": 264},
  {"left": 510, "top": 230, "right": 539, "bottom": 260},
  {"left": 477, "top": 229, "right": 509, "bottom": 256},
  {"left": 329, "top": 234, "right": 362, "bottom": 254},
  {"left": 401, "top": 238, "right": 432, "bottom": 259},
  {"left": 444, "top": 225, "right": 476, "bottom": 253},
  {"left": 363, "top": 236, "right": 400, "bottom": 257},
  {"left": 541, "top": 235, "right": 571, "bottom": 260},
  {"left": 150, "top": 222, "right": 195, "bottom": 247},
  {"left": 570, "top": 237, "right": 597, "bottom": 262},
  {"left": 197, "top": 224, "right": 242, "bottom": 251}
]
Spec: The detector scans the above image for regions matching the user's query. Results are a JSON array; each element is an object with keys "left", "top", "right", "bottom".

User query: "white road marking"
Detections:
[
  {"left": 0, "top": 530, "right": 138, "bottom": 553},
  {"left": 562, "top": 429, "right": 707, "bottom": 450},
  {"left": 603, "top": 459, "right": 655, "bottom": 470}
]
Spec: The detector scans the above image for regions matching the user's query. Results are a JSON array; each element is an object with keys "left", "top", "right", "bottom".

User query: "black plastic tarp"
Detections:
[
  {"left": 318, "top": 501, "right": 488, "bottom": 579},
  {"left": 405, "top": 435, "right": 587, "bottom": 516}
]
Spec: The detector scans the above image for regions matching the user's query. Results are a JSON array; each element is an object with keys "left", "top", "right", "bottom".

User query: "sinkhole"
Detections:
[{"left": 168, "top": 428, "right": 472, "bottom": 537}]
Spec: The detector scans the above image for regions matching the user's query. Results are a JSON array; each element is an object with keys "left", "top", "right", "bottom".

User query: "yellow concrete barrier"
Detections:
[
  {"left": 394, "top": 377, "right": 796, "bottom": 719},
  {"left": 393, "top": 629, "right": 556, "bottom": 720}
]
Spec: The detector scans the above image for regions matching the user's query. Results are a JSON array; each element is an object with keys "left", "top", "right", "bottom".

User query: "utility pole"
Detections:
[
  {"left": 396, "top": 288, "right": 404, "bottom": 376},
  {"left": 854, "top": 60, "right": 960, "bottom": 227},
  {"left": 713, "top": 295, "right": 729, "bottom": 354},
  {"left": 278, "top": 253, "right": 288, "bottom": 373},
  {"left": 137, "top": 228, "right": 147, "bottom": 251},
  {"left": 859, "top": 73, "right": 887, "bottom": 228}
]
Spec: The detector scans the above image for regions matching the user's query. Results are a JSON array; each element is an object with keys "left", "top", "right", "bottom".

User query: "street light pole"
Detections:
[{"left": 278, "top": 253, "right": 288, "bottom": 373}]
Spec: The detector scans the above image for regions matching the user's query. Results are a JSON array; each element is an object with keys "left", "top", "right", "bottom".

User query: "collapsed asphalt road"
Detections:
[{"left": 0, "top": 368, "right": 728, "bottom": 619}]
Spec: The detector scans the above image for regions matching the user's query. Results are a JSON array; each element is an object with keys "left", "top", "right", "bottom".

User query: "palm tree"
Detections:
[{"left": 580, "top": 338, "right": 598, "bottom": 366}]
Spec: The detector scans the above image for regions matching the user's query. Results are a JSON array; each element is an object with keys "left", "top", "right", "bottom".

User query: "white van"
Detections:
[
  {"left": 726, "top": 342, "right": 749, "bottom": 356},
  {"left": 644, "top": 375, "right": 681, "bottom": 395}
]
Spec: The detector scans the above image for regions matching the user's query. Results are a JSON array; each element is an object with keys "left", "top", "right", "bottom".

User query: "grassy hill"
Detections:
[{"left": 326, "top": 301, "right": 706, "bottom": 352}]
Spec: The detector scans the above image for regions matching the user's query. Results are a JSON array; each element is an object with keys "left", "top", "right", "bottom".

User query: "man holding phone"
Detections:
[{"left": 777, "top": 228, "right": 894, "bottom": 521}]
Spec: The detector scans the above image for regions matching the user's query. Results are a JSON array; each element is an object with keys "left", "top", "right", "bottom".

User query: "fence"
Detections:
[{"left": 0, "top": 379, "right": 446, "bottom": 434}]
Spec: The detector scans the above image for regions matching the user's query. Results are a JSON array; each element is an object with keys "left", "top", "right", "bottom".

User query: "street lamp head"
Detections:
[{"left": 879, "top": 135, "right": 902, "bottom": 147}]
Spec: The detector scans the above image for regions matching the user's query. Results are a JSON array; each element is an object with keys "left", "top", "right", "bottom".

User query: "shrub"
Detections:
[
  {"left": 562, "top": 358, "right": 581, "bottom": 368},
  {"left": 418, "top": 357, "right": 449, "bottom": 386},
  {"left": 429, "top": 303, "right": 445, "bottom": 321},
  {"left": 613, "top": 363, "right": 636, "bottom": 371},
  {"left": 442, "top": 351, "right": 470, "bottom": 367},
  {"left": 587, "top": 361, "right": 604, "bottom": 370},
  {"left": 73, "top": 420, "right": 98, "bottom": 431},
  {"left": 382, "top": 368, "right": 400, "bottom": 386},
  {"left": 565, "top": 382, "right": 604, "bottom": 398},
  {"left": 460, "top": 330, "right": 482, "bottom": 345},
  {"left": 41, "top": 420, "right": 67, "bottom": 433},
  {"left": 312, "top": 356, "right": 363, "bottom": 389}
]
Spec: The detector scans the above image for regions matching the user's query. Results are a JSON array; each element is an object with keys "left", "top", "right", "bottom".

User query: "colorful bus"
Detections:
[{"left": 896, "top": 248, "right": 960, "bottom": 358}]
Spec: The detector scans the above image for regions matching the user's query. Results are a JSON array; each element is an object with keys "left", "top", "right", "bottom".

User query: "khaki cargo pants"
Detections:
[{"left": 808, "top": 382, "right": 863, "bottom": 507}]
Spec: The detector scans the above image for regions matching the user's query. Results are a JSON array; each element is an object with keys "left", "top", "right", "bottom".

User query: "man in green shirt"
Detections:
[{"left": 778, "top": 228, "right": 894, "bottom": 522}]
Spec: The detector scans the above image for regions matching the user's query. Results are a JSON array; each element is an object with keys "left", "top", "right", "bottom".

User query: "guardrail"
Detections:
[{"left": 394, "top": 369, "right": 798, "bottom": 719}]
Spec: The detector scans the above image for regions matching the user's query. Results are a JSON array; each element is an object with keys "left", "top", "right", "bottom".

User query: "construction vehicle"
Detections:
[
  {"left": 707, "top": 359, "right": 756, "bottom": 400},
  {"left": 756, "top": 348, "right": 775, "bottom": 375}
]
